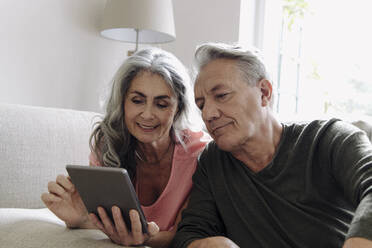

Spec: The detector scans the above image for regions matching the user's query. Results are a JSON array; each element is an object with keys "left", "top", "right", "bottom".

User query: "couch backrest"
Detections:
[{"left": 0, "top": 103, "right": 101, "bottom": 208}]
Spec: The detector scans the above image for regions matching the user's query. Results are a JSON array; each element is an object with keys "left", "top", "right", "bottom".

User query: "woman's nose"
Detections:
[{"left": 140, "top": 104, "right": 154, "bottom": 119}]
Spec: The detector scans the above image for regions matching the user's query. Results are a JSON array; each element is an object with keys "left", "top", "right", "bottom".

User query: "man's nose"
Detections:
[{"left": 202, "top": 101, "right": 220, "bottom": 122}]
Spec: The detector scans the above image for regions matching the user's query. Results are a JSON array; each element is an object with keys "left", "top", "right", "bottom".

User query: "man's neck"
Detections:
[{"left": 231, "top": 117, "right": 283, "bottom": 173}]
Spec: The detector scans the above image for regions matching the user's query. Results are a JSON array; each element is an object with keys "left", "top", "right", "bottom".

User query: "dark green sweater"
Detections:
[{"left": 172, "top": 119, "right": 372, "bottom": 247}]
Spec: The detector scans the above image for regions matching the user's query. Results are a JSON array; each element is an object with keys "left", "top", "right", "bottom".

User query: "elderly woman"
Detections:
[{"left": 42, "top": 48, "right": 208, "bottom": 247}]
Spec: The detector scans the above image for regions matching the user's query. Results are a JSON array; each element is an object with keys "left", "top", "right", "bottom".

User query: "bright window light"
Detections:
[{"left": 259, "top": 0, "right": 372, "bottom": 122}]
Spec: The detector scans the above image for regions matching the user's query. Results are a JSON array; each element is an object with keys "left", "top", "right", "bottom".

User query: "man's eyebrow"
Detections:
[
  {"left": 195, "top": 83, "right": 227, "bottom": 102},
  {"left": 210, "top": 84, "right": 226, "bottom": 93},
  {"left": 129, "top": 91, "right": 171, "bottom": 100}
]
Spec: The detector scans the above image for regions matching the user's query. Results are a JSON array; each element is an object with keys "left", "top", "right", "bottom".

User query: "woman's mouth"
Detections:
[{"left": 137, "top": 123, "right": 159, "bottom": 132}]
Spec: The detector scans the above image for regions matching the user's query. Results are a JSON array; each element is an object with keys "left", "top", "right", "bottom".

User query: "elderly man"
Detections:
[{"left": 172, "top": 43, "right": 372, "bottom": 248}]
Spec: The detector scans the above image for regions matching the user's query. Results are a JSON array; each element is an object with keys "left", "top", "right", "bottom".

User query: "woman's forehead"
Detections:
[{"left": 129, "top": 72, "right": 175, "bottom": 98}]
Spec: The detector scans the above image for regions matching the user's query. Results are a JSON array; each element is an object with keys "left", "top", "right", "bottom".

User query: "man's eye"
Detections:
[
  {"left": 216, "top": 93, "right": 229, "bottom": 99},
  {"left": 197, "top": 103, "right": 204, "bottom": 110}
]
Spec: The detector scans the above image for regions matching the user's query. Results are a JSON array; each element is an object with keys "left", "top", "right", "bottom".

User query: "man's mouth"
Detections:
[{"left": 211, "top": 122, "right": 232, "bottom": 135}]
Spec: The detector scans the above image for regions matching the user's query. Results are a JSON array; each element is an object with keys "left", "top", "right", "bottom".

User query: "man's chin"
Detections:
[{"left": 214, "top": 137, "right": 235, "bottom": 152}]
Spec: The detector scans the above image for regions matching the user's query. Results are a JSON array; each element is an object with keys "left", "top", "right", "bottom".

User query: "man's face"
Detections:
[{"left": 194, "top": 59, "right": 267, "bottom": 152}]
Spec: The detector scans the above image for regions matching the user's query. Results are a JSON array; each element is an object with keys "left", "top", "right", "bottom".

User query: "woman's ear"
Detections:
[{"left": 259, "top": 79, "right": 273, "bottom": 107}]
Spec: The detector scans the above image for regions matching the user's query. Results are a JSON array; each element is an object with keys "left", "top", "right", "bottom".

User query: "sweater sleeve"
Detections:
[
  {"left": 325, "top": 121, "right": 372, "bottom": 240},
  {"left": 171, "top": 147, "right": 225, "bottom": 248}
]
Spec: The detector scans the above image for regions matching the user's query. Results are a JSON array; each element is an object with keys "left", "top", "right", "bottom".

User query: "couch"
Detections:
[
  {"left": 0, "top": 103, "right": 133, "bottom": 247},
  {"left": 1, "top": 103, "right": 371, "bottom": 248}
]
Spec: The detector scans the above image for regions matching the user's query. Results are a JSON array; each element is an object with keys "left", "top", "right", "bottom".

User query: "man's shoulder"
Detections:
[
  {"left": 283, "top": 118, "right": 339, "bottom": 130},
  {"left": 282, "top": 118, "right": 364, "bottom": 146},
  {"left": 200, "top": 141, "right": 222, "bottom": 155},
  {"left": 197, "top": 141, "right": 228, "bottom": 166}
]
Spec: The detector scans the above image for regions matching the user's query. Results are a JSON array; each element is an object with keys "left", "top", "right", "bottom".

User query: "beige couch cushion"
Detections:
[
  {"left": 0, "top": 104, "right": 99, "bottom": 208},
  {"left": 0, "top": 208, "right": 133, "bottom": 247}
]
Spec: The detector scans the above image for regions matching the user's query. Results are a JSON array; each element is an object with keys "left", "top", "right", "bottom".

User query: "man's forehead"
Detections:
[
  {"left": 195, "top": 69, "right": 235, "bottom": 92},
  {"left": 195, "top": 81, "right": 228, "bottom": 92}
]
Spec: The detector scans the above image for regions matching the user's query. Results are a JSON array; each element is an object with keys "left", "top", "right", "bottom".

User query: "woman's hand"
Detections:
[
  {"left": 90, "top": 206, "right": 159, "bottom": 246},
  {"left": 41, "top": 174, "right": 93, "bottom": 228}
]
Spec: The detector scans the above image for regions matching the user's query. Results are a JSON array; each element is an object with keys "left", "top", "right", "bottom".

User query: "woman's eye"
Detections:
[
  {"left": 157, "top": 103, "right": 168, "bottom": 109},
  {"left": 131, "top": 99, "right": 143, "bottom": 104}
]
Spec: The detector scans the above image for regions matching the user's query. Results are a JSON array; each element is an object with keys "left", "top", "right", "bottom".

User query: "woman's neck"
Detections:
[{"left": 136, "top": 136, "right": 174, "bottom": 165}]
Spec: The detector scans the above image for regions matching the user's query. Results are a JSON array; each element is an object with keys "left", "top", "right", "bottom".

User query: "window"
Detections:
[{"left": 257, "top": 0, "right": 372, "bottom": 121}]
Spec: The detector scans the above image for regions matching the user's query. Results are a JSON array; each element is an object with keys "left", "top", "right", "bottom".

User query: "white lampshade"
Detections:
[{"left": 100, "top": 0, "right": 176, "bottom": 44}]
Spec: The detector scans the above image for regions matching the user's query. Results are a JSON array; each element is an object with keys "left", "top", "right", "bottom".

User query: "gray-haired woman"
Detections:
[{"left": 42, "top": 47, "right": 209, "bottom": 247}]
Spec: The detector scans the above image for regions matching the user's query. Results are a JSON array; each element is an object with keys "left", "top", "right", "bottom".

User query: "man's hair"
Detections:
[{"left": 194, "top": 42, "right": 271, "bottom": 87}]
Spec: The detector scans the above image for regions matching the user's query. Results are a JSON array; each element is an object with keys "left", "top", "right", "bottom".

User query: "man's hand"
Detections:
[
  {"left": 188, "top": 236, "right": 239, "bottom": 248},
  {"left": 343, "top": 237, "right": 372, "bottom": 248}
]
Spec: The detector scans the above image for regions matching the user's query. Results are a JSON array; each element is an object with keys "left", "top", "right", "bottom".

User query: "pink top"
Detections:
[{"left": 89, "top": 130, "right": 209, "bottom": 231}]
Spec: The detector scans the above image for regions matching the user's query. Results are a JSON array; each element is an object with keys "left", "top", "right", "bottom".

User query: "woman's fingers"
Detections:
[
  {"left": 56, "top": 174, "right": 75, "bottom": 192},
  {"left": 47, "top": 181, "right": 68, "bottom": 197},
  {"left": 41, "top": 192, "right": 62, "bottom": 205},
  {"left": 46, "top": 174, "right": 75, "bottom": 200},
  {"left": 129, "top": 210, "right": 145, "bottom": 244},
  {"left": 147, "top": 221, "right": 160, "bottom": 237},
  {"left": 89, "top": 213, "right": 104, "bottom": 230},
  {"left": 97, "top": 207, "right": 117, "bottom": 236},
  {"left": 112, "top": 206, "right": 129, "bottom": 239},
  {"left": 90, "top": 207, "right": 158, "bottom": 247}
]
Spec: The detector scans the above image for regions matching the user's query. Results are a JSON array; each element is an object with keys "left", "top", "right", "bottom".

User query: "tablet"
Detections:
[{"left": 66, "top": 164, "right": 148, "bottom": 233}]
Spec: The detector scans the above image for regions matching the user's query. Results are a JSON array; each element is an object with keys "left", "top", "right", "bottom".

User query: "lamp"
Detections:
[{"left": 100, "top": 0, "right": 176, "bottom": 56}]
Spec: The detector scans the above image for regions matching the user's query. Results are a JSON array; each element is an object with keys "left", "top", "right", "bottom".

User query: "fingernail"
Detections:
[
  {"left": 113, "top": 206, "right": 119, "bottom": 215},
  {"left": 130, "top": 210, "right": 138, "bottom": 218}
]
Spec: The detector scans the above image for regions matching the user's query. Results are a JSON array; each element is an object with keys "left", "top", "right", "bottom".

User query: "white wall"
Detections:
[
  {"left": 162, "top": 0, "right": 241, "bottom": 69},
  {"left": 0, "top": 0, "right": 241, "bottom": 112}
]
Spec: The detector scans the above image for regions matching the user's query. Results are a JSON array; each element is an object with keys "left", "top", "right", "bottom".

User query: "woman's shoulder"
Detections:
[
  {"left": 176, "top": 129, "right": 211, "bottom": 157},
  {"left": 88, "top": 150, "right": 103, "bottom": 166}
]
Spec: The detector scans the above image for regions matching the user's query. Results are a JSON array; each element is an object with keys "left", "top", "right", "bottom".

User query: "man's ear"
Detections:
[{"left": 258, "top": 79, "right": 273, "bottom": 107}]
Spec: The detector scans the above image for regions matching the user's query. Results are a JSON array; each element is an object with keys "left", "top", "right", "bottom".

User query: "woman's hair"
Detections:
[
  {"left": 193, "top": 42, "right": 271, "bottom": 88},
  {"left": 89, "top": 47, "right": 200, "bottom": 179}
]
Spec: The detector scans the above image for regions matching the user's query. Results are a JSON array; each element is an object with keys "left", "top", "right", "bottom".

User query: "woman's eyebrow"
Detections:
[
  {"left": 130, "top": 91, "right": 171, "bottom": 100},
  {"left": 155, "top": 95, "right": 171, "bottom": 100}
]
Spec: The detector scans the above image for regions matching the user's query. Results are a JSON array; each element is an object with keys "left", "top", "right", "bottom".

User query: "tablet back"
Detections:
[{"left": 66, "top": 165, "right": 147, "bottom": 233}]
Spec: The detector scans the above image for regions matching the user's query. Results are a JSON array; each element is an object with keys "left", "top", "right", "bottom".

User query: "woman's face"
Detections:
[{"left": 124, "top": 71, "right": 178, "bottom": 145}]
